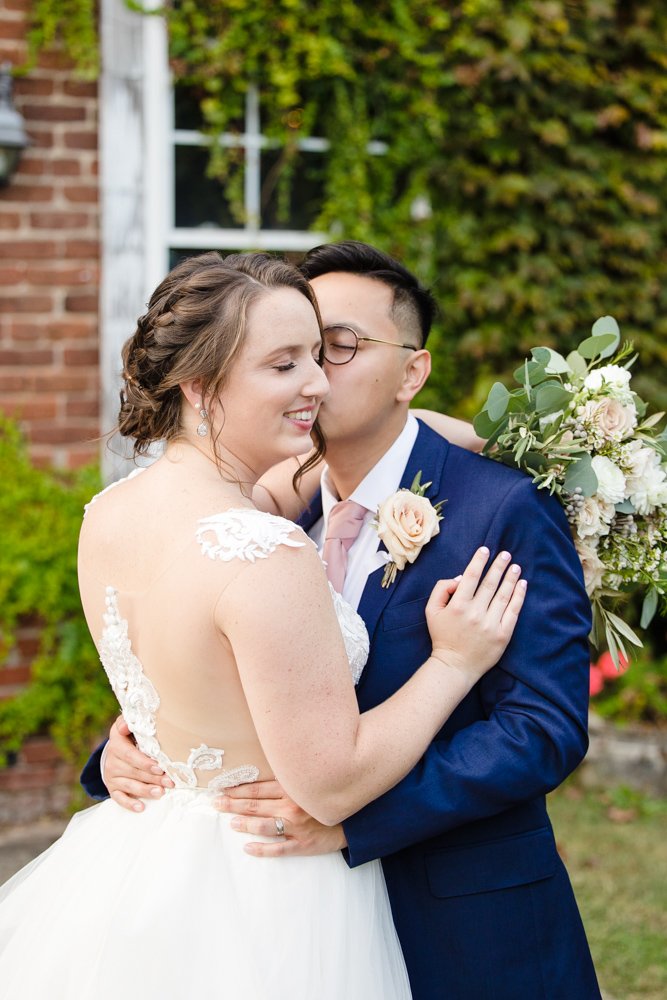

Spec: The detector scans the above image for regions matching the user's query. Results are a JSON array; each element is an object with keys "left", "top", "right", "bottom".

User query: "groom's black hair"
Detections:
[{"left": 299, "top": 240, "right": 436, "bottom": 347}]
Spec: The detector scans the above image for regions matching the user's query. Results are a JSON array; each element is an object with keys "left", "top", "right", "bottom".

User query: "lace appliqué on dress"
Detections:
[
  {"left": 196, "top": 508, "right": 369, "bottom": 686},
  {"left": 99, "top": 587, "right": 259, "bottom": 791},
  {"left": 196, "top": 508, "right": 306, "bottom": 562},
  {"left": 328, "top": 584, "right": 369, "bottom": 686}
]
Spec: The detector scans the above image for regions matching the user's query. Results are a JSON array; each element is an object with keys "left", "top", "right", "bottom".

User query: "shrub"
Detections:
[{"left": 0, "top": 417, "right": 115, "bottom": 765}]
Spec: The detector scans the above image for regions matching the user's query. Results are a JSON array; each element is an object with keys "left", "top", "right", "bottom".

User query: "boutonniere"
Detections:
[{"left": 375, "top": 472, "right": 446, "bottom": 588}]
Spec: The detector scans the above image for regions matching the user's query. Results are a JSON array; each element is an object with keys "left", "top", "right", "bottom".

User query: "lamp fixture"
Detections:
[{"left": 0, "top": 63, "right": 29, "bottom": 186}]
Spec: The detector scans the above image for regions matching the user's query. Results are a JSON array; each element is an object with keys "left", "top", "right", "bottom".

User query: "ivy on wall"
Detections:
[
  {"left": 25, "top": 0, "right": 667, "bottom": 413},
  {"left": 7, "top": 0, "right": 666, "bottom": 763}
]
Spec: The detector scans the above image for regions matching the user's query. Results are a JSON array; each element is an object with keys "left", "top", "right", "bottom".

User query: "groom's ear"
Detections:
[{"left": 396, "top": 349, "right": 431, "bottom": 403}]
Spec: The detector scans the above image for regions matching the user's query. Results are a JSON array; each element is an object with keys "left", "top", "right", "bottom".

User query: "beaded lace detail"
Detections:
[
  {"left": 196, "top": 508, "right": 306, "bottom": 561},
  {"left": 99, "top": 587, "right": 260, "bottom": 790},
  {"left": 328, "top": 584, "right": 369, "bottom": 686},
  {"left": 96, "top": 507, "right": 369, "bottom": 792}
]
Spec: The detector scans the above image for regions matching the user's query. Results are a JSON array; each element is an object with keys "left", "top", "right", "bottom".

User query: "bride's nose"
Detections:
[{"left": 303, "top": 356, "right": 330, "bottom": 402}]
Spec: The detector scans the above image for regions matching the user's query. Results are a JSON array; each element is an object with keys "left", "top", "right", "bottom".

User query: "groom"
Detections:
[{"left": 81, "top": 242, "right": 601, "bottom": 998}]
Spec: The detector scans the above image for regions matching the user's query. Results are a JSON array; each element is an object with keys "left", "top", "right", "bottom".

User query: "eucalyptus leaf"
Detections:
[
  {"left": 513, "top": 360, "right": 549, "bottom": 386},
  {"left": 523, "top": 451, "right": 548, "bottom": 470},
  {"left": 474, "top": 409, "right": 505, "bottom": 439},
  {"left": 563, "top": 454, "right": 598, "bottom": 496},
  {"left": 534, "top": 382, "right": 574, "bottom": 414},
  {"left": 591, "top": 315, "right": 620, "bottom": 341},
  {"left": 566, "top": 351, "right": 589, "bottom": 378},
  {"left": 531, "top": 346, "right": 571, "bottom": 374},
  {"left": 578, "top": 332, "right": 617, "bottom": 360},
  {"left": 487, "top": 381, "right": 511, "bottom": 422},
  {"left": 614, "top": 499, "right": 635, "bottom": 514},
  {"left": 640, "top": 588, "right": 659, "bottom": 629},
  {"left": 530, "top": 347, "right": 551, "bottom": 365}
]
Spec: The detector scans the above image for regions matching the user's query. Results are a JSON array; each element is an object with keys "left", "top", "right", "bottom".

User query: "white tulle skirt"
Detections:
[{"left": 0, "top": 790, "right": 411, "bottom": 999}]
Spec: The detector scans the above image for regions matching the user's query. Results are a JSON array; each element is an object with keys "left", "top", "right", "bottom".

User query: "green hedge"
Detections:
[{"left": 0, "top": 418, "right": 115, "bottom": 765}]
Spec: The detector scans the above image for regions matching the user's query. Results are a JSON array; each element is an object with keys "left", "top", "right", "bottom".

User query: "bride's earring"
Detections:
[{"left": 195, "top": 403, "right": 209, "bottom": 437}]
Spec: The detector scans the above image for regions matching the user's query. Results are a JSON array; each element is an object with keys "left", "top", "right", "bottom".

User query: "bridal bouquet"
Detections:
[{"left": 474, "top": 317, "right": 667, "bottom": 665}]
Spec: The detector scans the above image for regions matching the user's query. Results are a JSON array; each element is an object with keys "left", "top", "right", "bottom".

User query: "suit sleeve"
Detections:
[
  {"left": 80, "top": 740, "right": 110, "bottom": 800},
  {"left": 343, "top": 476, "right": 592, "bottom": 866}
]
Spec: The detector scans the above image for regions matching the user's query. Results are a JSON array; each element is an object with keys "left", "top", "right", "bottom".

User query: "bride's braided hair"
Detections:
[{"left": 119, "top": 252, "right": 325, "bottom": 480}]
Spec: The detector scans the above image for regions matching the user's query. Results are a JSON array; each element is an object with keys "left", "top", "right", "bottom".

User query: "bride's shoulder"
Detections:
[
  {"left": 83, "top": 467, "right": 147, "bottom": 518},
  {"left": 195, "top": 507, "right": 314, "bottom": 564}
]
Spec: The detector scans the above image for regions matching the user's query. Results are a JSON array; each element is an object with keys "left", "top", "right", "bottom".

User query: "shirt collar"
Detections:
[{"left": 320, "top": 413, "right": 419, "bottom": 520}]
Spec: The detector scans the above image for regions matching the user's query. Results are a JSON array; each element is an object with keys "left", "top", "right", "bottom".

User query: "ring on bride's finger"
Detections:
[{"left": 274, "top": 816, "right": 285, "bottom": 837}]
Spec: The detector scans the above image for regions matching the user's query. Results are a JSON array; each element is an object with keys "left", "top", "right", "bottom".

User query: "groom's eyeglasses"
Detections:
[{"left": 321, "top": 325, "right": 418, "bottom": 366}]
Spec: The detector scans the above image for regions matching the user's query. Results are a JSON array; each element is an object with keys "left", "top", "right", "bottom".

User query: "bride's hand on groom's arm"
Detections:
[
  {"left": 104, "top": 717, "right": 174, "bottom": 811},
  {"left": 215, "top": 780, "right": 347, "bottom": 857}
]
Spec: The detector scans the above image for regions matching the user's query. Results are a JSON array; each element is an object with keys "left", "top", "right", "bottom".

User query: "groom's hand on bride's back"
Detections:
[
  {"left": 216, "top": 780, "right": 347, "bottom": 857},
  {"left": 104, "top": 716, "right": 174, "bottom": 811}
]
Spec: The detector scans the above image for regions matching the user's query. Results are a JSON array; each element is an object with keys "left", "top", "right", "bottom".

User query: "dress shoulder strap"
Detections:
[
  {"left": 84, "top": 467, "right": 147, "bottom": 516},
  {"left": 195, "top": 508, "right": 306, "bottom": 563}
]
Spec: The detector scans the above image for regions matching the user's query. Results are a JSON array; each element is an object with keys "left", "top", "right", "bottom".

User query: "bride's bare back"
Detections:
[{"left": 78, "top": 457, "right": 320, "bottom": 791}]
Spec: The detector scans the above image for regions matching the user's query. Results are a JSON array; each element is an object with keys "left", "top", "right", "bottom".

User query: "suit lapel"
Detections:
[{"left": 357, "top": 422, "right": 449, "bottom": 642}]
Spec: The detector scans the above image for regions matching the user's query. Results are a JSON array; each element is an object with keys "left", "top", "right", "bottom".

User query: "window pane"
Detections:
[
  {"left": 174, "top": 85, "right": 244, "bottom": 133},
  {"left": 174, "top": 146, "right": 243, "bottom": 229},
  {"left": 168, "top": 247, "right": 241, "bottom": 270},
  {"left": 168, "top": 248, "right": 303, "bottom": 271},
  {"left": 260, "top": 149, "right": 326, "bottom": 231}
]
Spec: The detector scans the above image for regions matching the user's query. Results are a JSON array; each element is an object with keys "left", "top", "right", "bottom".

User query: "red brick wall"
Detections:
[
  {"left": 0, "top": 2, "right": 101, "bottom": 822},
  {"left": 0, "top": 0, "right": 101, "bottom": 470}
]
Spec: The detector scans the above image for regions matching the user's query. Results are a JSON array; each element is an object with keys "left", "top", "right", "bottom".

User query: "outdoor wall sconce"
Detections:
[{"left": 0, "top": 63, "right": 29, "bottom": 187}]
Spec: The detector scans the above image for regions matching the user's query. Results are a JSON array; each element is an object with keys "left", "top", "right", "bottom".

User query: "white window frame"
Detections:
[{"left": 100, "top": 0, "right": 385, "bottom": 478}]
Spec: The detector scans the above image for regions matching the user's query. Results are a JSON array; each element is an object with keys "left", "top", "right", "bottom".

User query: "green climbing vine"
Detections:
[
  {"left": 23, "top": 1, "right": 667, "bottom": 415},
  {"left": 0, "top": 419, "right": 113, "bottom": 765}
]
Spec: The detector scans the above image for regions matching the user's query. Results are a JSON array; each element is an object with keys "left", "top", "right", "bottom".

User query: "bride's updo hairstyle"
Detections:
[{"left": 119, "top": 251, "right": 325, "bottom": 475}]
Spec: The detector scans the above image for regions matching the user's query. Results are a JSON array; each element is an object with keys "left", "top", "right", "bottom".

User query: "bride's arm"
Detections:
[
  {"left": 252, "top": 453, "right": 322, "bottom": 520},
  {"left": 253, "top": 414, "right": 484, "bottom": 519},
  {"left": 219, "top": 540, "right": 525, "bottom": 827},
  {"left": 411, "top": 409, "right": 486, "bottom": 452}
]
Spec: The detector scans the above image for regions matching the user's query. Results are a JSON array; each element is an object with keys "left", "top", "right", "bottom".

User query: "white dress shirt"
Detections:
[{"left": 312, "top": 414, "right": 419, "bottom": 610}]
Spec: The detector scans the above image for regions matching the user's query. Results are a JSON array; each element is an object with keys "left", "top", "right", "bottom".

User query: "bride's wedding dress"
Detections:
[{"left": 0, "top": 506, "right": 411, "bottom": 999}]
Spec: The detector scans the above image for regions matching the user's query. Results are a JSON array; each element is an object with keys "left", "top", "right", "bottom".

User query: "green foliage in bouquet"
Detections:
[
  {"left": 474, "top": 318, "right": 667, "bottom": 665},
  {"left": 0, "top": 418, "right": 115, "bottom": 766}
]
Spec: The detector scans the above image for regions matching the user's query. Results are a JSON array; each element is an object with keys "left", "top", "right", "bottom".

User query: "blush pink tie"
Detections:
[{"left": 322, "top": 500, "right": 367, "bottom": 593}]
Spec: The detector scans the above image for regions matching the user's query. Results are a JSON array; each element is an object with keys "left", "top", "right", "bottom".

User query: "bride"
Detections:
[{"left": 0, "top": 252, "right": 526, "bottom": 999}]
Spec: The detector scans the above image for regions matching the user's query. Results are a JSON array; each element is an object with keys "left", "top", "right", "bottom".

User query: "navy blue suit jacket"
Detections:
[
  {"left": 82, "top": 422, "right": 601, "bottom": 998},
  {"left": 299, "top": 423, "right": 600, "bottom": 999}
]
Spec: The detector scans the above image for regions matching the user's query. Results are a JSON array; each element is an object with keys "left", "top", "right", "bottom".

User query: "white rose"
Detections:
[
  {"left": 622, "top": 441, "right": 667, "bottom": 514},
  {"left": 583, "top": 370, "right": 603, "bottom": 392},
  {"left": 574, "top": 539, "right": 606, "bottom": 596},
  {"left": 580, "top": 398, "right": 636, "bottom": 442},
  {"left": 584, "top": 365, "right": 633, "bottom": 402},
  {"left": 590, "top": 455, "right": 626, "bottom": 505},
  {"left": 631, "top": 464, "right": 667, "bottom": 516},
  {"left": 597, "top": 364, "right": 632, "bottom": 388},
  {"left": 376, "top": 490, "right": 441, "bottom": 571},
  {"left": 624, "top": 441, "right": 660, "bottom": 492},
  {"left": 575, "top": 497, "right": 611, "bottom": 540}
]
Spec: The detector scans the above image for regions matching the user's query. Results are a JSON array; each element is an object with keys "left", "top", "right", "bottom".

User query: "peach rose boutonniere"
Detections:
[{"left": 375, "top": 472, "right": 446, "bottom": 588}]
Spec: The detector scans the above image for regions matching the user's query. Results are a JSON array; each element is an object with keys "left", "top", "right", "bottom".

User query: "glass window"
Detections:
[{"left": 169, "top": 85, "right": 329, "bottom": 255}]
